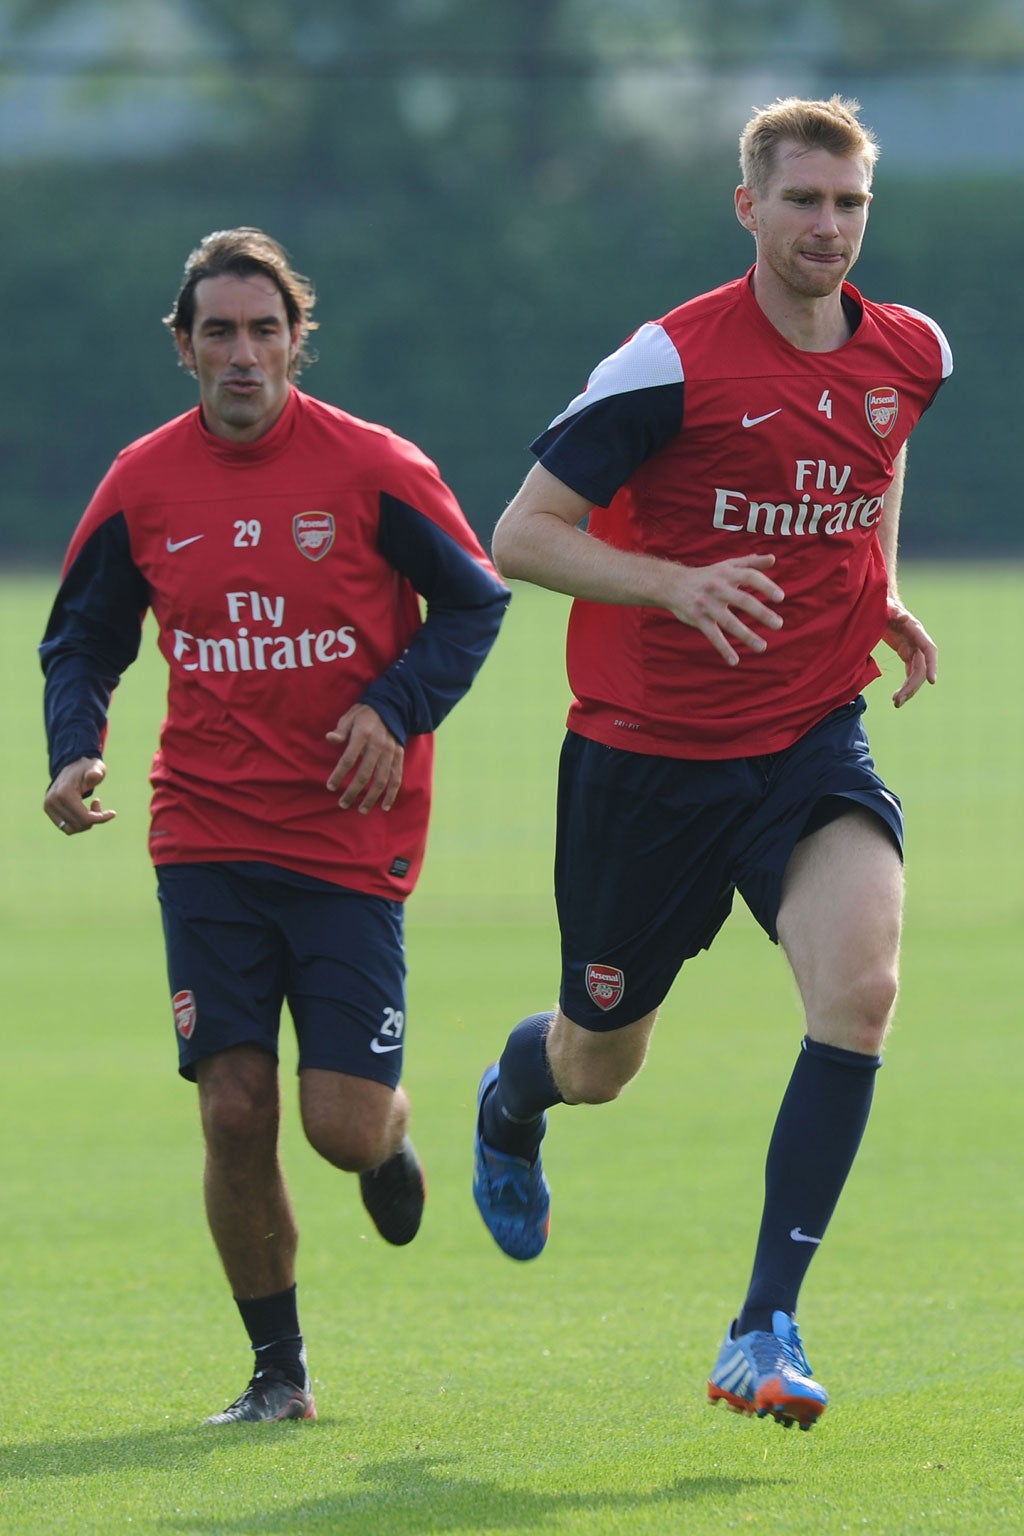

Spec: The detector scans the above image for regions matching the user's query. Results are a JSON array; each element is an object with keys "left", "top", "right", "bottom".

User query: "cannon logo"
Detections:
[
  {"left": 293, "top": 512, "right": 336, "bottom": 561},
  {"left": 586, "top": 963, "right": 624, "bottom": 1012},
  {"left": 173, "top": 989, "right": 197, "bottom": 1040},
  {"left": 865, "top": 386, "right": 899, "bottom": 439}
]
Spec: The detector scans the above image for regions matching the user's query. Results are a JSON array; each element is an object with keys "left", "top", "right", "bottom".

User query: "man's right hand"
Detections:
[
  {"left": 492, "top": 464, "right": 785, "bottom": 666},
  {"left": 666, "top": 553, "right": 785, "bottom": 666},
  {"left": 44, "top": 757, "right": 117, "bottom": 835}
]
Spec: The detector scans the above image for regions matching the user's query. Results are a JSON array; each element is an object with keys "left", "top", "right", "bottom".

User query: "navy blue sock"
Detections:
[
  {"left": 737, "top": 1037, "right": 881, "bottom": 1336},
  {"left": 481, "top": 1012, "right": 564, "bottom": 1162},
  {"left": 236, "top": 1284, "right": 307, "bottom": 1389}
]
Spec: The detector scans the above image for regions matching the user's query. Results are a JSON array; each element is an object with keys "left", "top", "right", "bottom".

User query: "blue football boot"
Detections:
[
  {"left": 473, "top": 1063, "right": 550, "bottom": 1260},
  {"left": 708, "top": 1310, "right": 828, "bottom": 1429}
]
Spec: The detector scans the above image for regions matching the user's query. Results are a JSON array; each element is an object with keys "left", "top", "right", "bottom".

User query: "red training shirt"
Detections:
[
  {"left": 532, "top": 272, "right": 952, "bottom": 758},
  {"left": 41, "top": 388, "right": 509, "bottom": 898}
]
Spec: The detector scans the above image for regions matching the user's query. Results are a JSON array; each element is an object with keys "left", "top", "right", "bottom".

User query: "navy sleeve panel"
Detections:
[
  {"left": 39, "top": 512, "right": 150, "bottom": 778},
  {"left": 530, "top": 380, "right": 685, "bottom": 506},
  {"left": 362, "top": 493, "right": 510, "bottom": 742},
  {"left": 920, "top": 374, "right": 949, "bottom": 417}
]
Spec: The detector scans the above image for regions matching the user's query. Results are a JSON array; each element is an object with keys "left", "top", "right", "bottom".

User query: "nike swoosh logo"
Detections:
[
  {"left": 166, "top": 535, "right": 205, "bottom": 552},
  {"left": 741, "top": 409, "right": 782, "bottom": 428},
  {"left": 790, "top": 1226, "right": 822, "bottom": 1244},
  {"left": 369, "top": 1039, "right": 403, "bottom": 1054}
]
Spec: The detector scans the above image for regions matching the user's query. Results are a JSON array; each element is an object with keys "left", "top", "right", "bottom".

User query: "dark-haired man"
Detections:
[
  {"left": 42, "top": 228, "right": 509, "bottom": 1424},
  {"left": 472, "top": 98, "right": 950, "bottom": 1430}
]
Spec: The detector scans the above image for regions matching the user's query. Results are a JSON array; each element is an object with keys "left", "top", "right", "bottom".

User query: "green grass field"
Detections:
[{"left": 2, "top": 567, "right": 1022, "bottom": 1535}]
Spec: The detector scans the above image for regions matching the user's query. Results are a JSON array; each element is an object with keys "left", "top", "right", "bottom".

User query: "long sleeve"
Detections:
[
  {"left": 360, "top": 491, "right": 510, "bottom": 743},
  {"left": 39, "top": 509, "right": 150, "bottom": 778}
]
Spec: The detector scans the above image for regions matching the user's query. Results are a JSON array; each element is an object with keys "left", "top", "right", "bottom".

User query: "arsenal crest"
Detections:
[
  {"left": 293, "top": 511, "right": 335, "bottom": 561},
  {"left": 586, "top": 962, "right": 624, "bottom": 1012},
  {"left": 865, "top": 386, "right": 899, "bottom": 438},
  {"left": 172, "top": 989, "right": 197, "bottom": 1040}
]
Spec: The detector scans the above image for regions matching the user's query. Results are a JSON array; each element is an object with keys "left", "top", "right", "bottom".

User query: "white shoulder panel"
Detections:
[
  {"left": 545, "top": 321, "right": 684, "bottom": 430},
  {"left": 890, "top": 304, "right": 954, "bottom": 379}
]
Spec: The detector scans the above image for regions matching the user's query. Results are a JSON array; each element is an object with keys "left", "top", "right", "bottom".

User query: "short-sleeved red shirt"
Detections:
[{"left": 533, "top": 272, "right": 952, "bottom": 758}]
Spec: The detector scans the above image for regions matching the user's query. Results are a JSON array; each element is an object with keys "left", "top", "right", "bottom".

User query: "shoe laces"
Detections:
[
  {"left": 748, "top": 1320, "right": 813, "bottom": 1382},
  {"left": 784, "top": 1320, "right": 813, "bottom": 1375},
  {"left": 247, "top": 1367, "right": 301, "bottom": 1397},
  {"left": 486, "top": 1153, "right": 536, "bottom": 1208}
]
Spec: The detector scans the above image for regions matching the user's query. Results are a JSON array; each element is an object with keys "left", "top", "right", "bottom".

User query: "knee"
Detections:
[
  {"left": 546, "top": 1029, "right": 644, "bottom": 1107},
  {"left": 199, "top": 1068, "right": 279, "bottom": 1161},
  {"left": 856, "top": 958, "right": 899, "bottom": 1037},
  {"left": 301, "top": 1084, "right": 407, "bottom": 1174},
  {"left": 825, "top": 961, "right": 899, "bottom": 1054},
  {"left": 304, "top": 1115, "right": 389, "bottom": 1173},
  {"left": 545, "top": 1008, "right": 657, "bottom": 1106},
  {"left": 563, "top": 1074, "right": 626, "bottom": 1107}
]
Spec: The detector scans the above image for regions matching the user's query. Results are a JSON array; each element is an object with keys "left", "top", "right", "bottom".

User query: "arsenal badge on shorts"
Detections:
[
  {"left": 865, "top": 386, "right": 899, "bottom": 438},
  {"left": 586, "top": 963, "right": 624, "bottom": 1012},
  {"left": 172, "top": 989, "right": 197, "bottom": 1040},
  {"left": 293, "top": 511, "right": 336, "bottom": 561}
]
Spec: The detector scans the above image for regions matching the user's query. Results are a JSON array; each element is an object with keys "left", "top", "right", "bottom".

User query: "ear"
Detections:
[
  {"left": 175, "top": 327, "right": 197, "bottom": 374},
  {"left": 735, "top": 184, "right": 757, "bottom": 234}
]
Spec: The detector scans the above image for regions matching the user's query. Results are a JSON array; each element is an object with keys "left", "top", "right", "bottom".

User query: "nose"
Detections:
[
  {"left": 812, "top": 203, "right": 840, "bottom": 239},
  {"left": 231, "top": 330, "right": 259, "bottom": 367}
]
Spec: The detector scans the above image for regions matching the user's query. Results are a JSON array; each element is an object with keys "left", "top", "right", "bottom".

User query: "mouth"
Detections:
[{"left": 222, "top": 377, "right": 263, "bottom": 395}]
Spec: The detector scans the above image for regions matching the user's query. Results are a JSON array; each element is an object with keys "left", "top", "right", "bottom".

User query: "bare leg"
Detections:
[
  {"left": 300, "top": 1070, "right": 423, "bottom": 1247},
  {"left": 736, "top": 809, "right": 903, "bottom": 1331},
  {"left": 778, "top": 807, "right": 903, "bottom": 1055},
  {"left": 196, "top": 1045, "right": 297, "bottom": 1299},
  {"left": 545, "top": 1007, "right": 659, "bottom": 1103},
  {"left": 299, "top": 1070, "right": 410, "bottom": 1172}
]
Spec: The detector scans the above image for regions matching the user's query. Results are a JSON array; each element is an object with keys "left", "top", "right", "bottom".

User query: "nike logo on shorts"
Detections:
[{"left": 370, "top": 1039, "right": 403, "bottom": 1054}]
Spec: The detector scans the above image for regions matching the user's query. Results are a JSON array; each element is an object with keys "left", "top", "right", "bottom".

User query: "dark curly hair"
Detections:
[{"left": 163, "top": 227, "right": 318, "bottom": 378}]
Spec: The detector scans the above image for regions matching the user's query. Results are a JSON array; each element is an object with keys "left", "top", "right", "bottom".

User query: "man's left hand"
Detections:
[
  {"left": 883, "top": 601, "right": 937, "bottom": 708},
  {"left": 326, "top": 705, "right": 404, "bottom": 813}
]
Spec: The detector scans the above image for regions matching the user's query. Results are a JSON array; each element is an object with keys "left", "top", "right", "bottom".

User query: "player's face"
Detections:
[
  {"left": 737, "top": 143, "right": 873, "bottom": 302},
  {"left": 176, "top": 273, "right": 301, "bottom": 443}
]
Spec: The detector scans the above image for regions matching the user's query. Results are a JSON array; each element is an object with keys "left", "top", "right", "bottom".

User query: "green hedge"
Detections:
[{"left": 3, "top": 147, "right": 1015, "bottom": 561}]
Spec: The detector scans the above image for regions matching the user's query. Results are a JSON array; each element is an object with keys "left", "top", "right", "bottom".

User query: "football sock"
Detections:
[
  {"left": 481, "top": 1012, "right": 563, "bottom": 1162},
  {"left": 737, "top": 1036, "right": 882, "bottom": 1336},
  {"left": 236, "top": 1284, "right": 307, "bottom": 1389}
]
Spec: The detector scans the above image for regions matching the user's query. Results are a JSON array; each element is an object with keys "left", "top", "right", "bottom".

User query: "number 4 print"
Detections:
[{"left": 817, "top": 390, "right": 833, "bottom": 419}]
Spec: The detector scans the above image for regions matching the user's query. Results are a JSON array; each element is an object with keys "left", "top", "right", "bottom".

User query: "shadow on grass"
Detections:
[
  {"left": 0, "top": 1436, "right": 784, "bottom": 1531},
  {"left": 157, "top": 1453, "right": 776, "bottom": 1532},
  {"left": 0, "top": 1426, "right": 229, "bottom": 1481}
]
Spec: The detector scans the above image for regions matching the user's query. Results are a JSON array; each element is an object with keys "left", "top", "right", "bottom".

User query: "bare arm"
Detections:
[
  {"left": 876, "top": 443, "right": 907, "bottom": 588},
  {"left": 877, "top": 444, "right": 938, "bottom": 708},
  {"left": 492, "top": 462, "right": 785, "bottom": 668}
]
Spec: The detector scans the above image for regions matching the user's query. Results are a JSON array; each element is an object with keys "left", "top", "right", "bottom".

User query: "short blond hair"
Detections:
[{"left": 739, "top": 96, "right": 880, "bottom": 192}]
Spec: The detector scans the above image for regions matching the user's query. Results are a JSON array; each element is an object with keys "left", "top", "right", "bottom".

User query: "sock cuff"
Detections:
[
  {"left": 235, "top": 1284, "right": 301, "bottom": 1350},
  {"left": 801, "top": 1035, "right": 882, "bottom": 1072}
]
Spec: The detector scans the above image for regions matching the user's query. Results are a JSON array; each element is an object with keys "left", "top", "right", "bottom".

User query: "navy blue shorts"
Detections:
[
  {"left": 156, "top": 861, "right": 407, "bottom": 1085},
  {"left": 554, "top": 697, "right": 903, "bottom": 1031}
]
